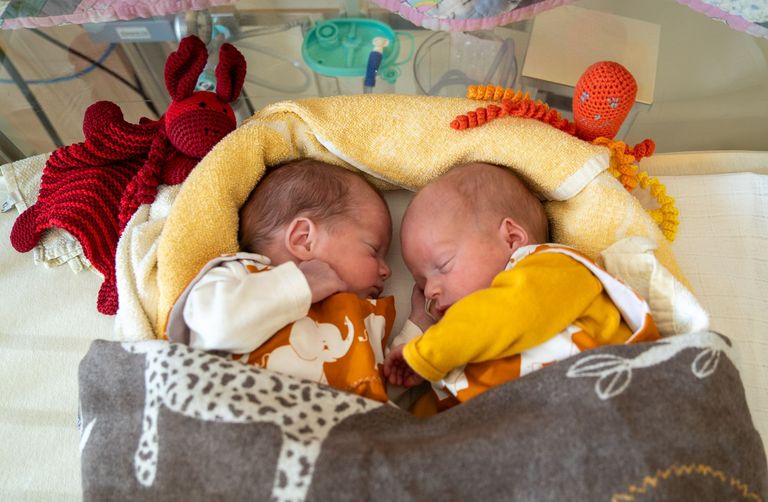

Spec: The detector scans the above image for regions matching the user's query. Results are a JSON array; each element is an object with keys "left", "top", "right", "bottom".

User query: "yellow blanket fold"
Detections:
[{"left": 155, "top": 94, "right": 683, "bottom": 338}]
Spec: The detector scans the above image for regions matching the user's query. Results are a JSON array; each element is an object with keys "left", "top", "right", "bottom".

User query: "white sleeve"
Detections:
[
  {"left": 183, "top": 260, "right": 312, "bottom": 353},
  {"left": 387, "top": 319, "right": 424, "bottom": 352}
]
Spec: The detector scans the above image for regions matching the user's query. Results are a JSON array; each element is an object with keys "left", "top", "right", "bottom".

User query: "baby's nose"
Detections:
[
  {"left": 380, "top": 261, "right": 392, "bottom": 280},
  {"left": 424, "top": 279, "right": 439, "bottom": 299}
]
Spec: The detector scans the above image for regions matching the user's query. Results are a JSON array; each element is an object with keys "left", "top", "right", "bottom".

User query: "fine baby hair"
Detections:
[
  {"left": 425, "top": 162, "right": 549, "bottom": 243},
  {"left": 238, "top": 159, "right": 386, "bottom": 254}
]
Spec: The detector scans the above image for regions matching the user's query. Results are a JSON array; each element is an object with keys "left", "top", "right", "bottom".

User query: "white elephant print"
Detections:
[
  {"left": 266, "top": 316, "right": 354, "bottom": 384},
  {"left": 363, "top": 312, "right": 387, "bottom": 370}
]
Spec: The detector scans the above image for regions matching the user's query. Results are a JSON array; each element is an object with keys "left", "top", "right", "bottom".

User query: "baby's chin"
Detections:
[
  {"left": 353, "top": 288, "right": 382, "bottom": 300},
  {"left": 432, "top": 306, "right": 449, "bottom": 320}
]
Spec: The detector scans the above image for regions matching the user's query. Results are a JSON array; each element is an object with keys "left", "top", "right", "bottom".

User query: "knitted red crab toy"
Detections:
[{"left": 10, "top": 35, "right": 246, "bottom": 315}]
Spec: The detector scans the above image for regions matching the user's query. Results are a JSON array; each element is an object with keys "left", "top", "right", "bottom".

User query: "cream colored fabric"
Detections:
[
  {"left": 155, "top": 95, "right": 682, "bottom": 338},
  {"left": 601, "top": 236, "right": 709, "bottom": 336},
  {"left": 642, "top": 150, "right": 768, "bottom": 176},
  {"left": 114, "top": 185, "right": 181, "bottom": 341}
]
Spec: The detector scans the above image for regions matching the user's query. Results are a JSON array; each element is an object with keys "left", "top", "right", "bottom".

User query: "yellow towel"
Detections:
[{"left": 155, "top": 95, "right": 684, "bottom": 337}]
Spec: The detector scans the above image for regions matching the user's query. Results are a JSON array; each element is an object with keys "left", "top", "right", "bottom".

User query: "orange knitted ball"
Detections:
[{"left": 572, "top": 61, "right": 637, "bottom": 141}]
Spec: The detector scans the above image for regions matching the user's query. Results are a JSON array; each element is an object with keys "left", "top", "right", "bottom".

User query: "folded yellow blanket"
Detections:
[{"left": 155, "top": 94, "right": 684, "bottom": 337}]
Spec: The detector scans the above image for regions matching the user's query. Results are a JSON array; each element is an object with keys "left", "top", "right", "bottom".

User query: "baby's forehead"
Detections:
[
  {"left": 352, "top": 188, "right": 390, "bottom": 215},
  {"left": 402, "top": 189, "right": 460, "bottom": 237},
  {"left": 411, "top": 180, "right": 465, "bottom": 214},
  {"left": 347, "top": 191, "right": 392, "bottom": 230}
]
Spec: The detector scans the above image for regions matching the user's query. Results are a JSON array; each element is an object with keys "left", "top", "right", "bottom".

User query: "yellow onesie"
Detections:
[{"left": 403, "top": 244, "right": 659, "bottom": 414}]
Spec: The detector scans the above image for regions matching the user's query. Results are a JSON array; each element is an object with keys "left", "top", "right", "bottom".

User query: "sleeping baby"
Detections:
[
  {"left": 167, "top": 159, "right": 395, "bottom": 402},
  {"left": 383, "top": 162, "right": 660, "bottom": 415}
]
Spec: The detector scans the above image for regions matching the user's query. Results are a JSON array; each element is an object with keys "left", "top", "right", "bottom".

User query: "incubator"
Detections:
[{"left": 2, "top": 2, "right": 768, "bottom": 501}]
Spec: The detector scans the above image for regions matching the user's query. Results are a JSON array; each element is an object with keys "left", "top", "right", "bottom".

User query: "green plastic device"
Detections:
[{"left": 302, "top": 18, "right": 414, "bottom": 83}]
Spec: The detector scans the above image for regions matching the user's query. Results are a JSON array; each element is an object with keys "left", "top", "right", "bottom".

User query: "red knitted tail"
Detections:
[
  {"left": 98, "top": 276, "right": 119, "bottom": 315},
  {"left": 9, "top": 207, "right": 40, "bottom": 252}
]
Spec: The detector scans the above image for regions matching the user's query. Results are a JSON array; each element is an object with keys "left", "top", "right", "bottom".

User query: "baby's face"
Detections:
[
  {"left": 313, "top": 195, "right": 392, "bottom": 299},
  {"left": 401, "top": 189, "right": 512, "bottom": 319}
]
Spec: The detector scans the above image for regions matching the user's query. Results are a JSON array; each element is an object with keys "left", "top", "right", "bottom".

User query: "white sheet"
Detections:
[
  {"left": 0, "top": 177, "right": 113, "bottom": 500},
  {"left": 660, "top": 172, "right": 768, "bottom": 446},
  {"left": 1, "top": 151, "right": 767, "bottom": 500}
]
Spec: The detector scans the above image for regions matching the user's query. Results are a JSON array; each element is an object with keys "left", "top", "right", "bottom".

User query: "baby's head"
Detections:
[
  {"left": 401, "top": 162, "right": 548, "bottom": 317},
  {"left": 239, "top": 159, "right": 392, "bottom": 299}
]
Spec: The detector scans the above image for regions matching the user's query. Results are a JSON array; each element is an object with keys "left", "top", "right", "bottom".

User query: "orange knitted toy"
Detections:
[
  {"left": 572, "top": 61, "right": 637, "bottom": 142},
  {"left": 454, "top": 60, "right": 638, "bottom": 143},
  {"left": 450, "top": 63, "right": 679, "bottom": 242}
]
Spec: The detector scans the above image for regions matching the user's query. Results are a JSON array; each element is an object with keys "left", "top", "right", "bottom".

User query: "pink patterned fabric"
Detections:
[
  {"left": 676, "top": 0, "right": 768, "bottom": 38},
  {"left": 0, "top": 0, "right": 236, "bottom": 30},
  {"left": 372, "top": 0, "right": 576, "bottom": 32},
  {"left": 374, "top": 0, "right": 767, "bottom": 38}
]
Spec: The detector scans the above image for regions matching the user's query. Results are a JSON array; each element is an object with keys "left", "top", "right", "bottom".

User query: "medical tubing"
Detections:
[
  {"left": 364, "top": 50, "right": 382, "bottom": 88},
  {"left": 236, "top": 40, "right": 311, "bottom": 94},
  {"left": 0, "top": 43, "right": 115, "bottom": 85},
  {"left": 230, "top": 20, "right": 307, "bottom": 42}
]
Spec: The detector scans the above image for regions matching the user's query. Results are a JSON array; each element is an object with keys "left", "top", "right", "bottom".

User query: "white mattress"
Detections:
[
  {"left": 0, "top": 179, "right": 113, "bottom": 500},
  {"left": 660, "top": 172, "right": 768, "bottom": 444},
  {"left": 1, "top": 151, "right": 767, "bottom": 499}
]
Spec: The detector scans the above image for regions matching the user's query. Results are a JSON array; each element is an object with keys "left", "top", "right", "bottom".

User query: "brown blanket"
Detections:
[{"left": 78, "top": 331, "right": 767, "bottom": 500}]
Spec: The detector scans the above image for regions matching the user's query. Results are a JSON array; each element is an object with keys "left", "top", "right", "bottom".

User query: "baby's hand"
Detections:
[
  {"left": 383, "top": 344, "right": 425, "bottom": 388},
  {"left": 299, "top": 259, "right": 347, "bottom": 303},
  {"left": 408, "top": 284, "right": 436, "bottom": 332}
]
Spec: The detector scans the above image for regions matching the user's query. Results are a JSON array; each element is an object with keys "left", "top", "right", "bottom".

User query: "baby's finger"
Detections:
[
  {"left": 397, "top": 367, "right": 405, "bottom": 386},
  {"left": 405, "top": 372, "right": 423, "bottom": 388},
  {"left": 382, "top": 358, "right": 391, "bottom": 377}
]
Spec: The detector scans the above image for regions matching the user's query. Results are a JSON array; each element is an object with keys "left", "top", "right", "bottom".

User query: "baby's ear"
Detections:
[
  {"left": 498, "top": 217, "right": 529, "bottom": 252},
  {"left": 285, "top": 217, "right": 317, "bottom": 261}
]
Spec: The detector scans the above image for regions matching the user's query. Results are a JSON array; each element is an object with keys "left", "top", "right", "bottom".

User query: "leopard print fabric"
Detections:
[{"left": 122, "top": 341, "right": 380, "bottom": 501}]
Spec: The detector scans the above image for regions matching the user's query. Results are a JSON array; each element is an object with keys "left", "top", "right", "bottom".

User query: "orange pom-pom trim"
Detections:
[
  {"left": 451, "top": 87, "right": 577, "bottom": 136},
  {"left": 467, "top": 85, "right": 530, "bottom": 103},
  {"left": 506, "top": 99, "right": 577, "bottom": 136}
]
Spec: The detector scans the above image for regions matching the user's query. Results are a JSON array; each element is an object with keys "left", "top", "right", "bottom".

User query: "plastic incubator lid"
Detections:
[{"left": 302, "top": 18, "right": 408, "bottom": 81}]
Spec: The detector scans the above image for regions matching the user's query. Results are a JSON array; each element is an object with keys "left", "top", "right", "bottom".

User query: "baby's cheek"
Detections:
[
  {"left": 343, "top": 263, "right": 369, "bottom": 290},
  {"left": 451, "top": 272, "right": 483, "bottom": 303}
]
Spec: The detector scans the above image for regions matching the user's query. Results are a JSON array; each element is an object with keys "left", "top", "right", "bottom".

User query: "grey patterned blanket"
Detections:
[{"left": 78, "top": 331, "right": 767, "bottom": 501}]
